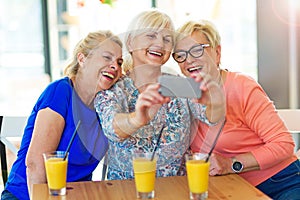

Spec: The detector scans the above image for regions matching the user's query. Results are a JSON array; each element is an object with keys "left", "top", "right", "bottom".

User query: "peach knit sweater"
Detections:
[{"left": 191, "top": 71, "right": 297, "bottom": 186}]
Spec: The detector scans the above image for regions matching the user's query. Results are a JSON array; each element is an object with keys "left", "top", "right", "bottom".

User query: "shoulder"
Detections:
[
  {"left": 33, "top": 77, "right": 72, "bottom": 117},
  {"left": 43, "top": 77, "right": 72, "bottom": 94},
  {"left": 114, "top": 75, "right": 134, "bottom": 89},
  {"left": 225, "top": 71, "right": 270, "bottom": 106},
  {"left": 95, "top": 75, "right": 133, "bottom": 103},
  {"left": 227, "top": 71, "right": 256, "bottom": 83},
  {"left": 226, "top": 71, "right": 261, "bottom": 90},
  {"left": 96, "top": 75, "right": 133, "bottom": 96}
]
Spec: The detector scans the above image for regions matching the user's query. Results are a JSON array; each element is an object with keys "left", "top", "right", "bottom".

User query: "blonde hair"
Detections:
[
  {"left": 175, "top": 20, "right": 221, "bottom": 49},
  {"left": 64, "top": 30, "right": 122, "bottom": 78},
  {"left": 123, "top": 9, "right": 175, "bottom": 74}
]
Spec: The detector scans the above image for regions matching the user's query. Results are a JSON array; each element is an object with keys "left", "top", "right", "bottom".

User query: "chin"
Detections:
[{"left": 182, "top": 71, "right": 190, "bottom": 77}]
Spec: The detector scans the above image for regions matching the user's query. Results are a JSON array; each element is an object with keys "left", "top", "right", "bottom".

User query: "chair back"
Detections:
[
  {"left": 0, "top": 116, "right": 28, "bottom": 154},
  {"left": 277, "top": 109, "right": 300, "bottom": 133},
  {"left": 277, "top": 109, "right": 300, "bottom": 155},
  {"left": 0, "top": 115, "right": 28, "bottom": 185}
]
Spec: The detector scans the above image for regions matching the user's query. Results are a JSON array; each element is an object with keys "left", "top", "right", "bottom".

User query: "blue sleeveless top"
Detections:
[{"left": 5, "top": 77, "right": 108, "bottom": 200}]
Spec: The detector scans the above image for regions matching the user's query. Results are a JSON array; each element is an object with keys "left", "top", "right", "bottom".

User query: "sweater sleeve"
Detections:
[{"left": 240, "top": 75, "right": 295, "bottom": 170}]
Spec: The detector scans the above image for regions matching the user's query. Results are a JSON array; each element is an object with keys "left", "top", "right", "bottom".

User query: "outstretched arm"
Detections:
[
  {"left": 191, "top": 72, "right": 226, "bottom": 124},
  {"left": 113, "top": 83, "right": 169, "bottom": 139}
]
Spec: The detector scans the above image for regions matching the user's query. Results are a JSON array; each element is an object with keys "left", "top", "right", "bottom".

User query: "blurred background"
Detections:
[
  {"left": 0, "top": 0, "right": 257, "bottom": 116},
  {"left": 1, "top": 0, "right": 299, "bottom": 116}
]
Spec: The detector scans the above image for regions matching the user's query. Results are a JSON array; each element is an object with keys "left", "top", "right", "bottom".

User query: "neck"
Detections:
[
  {"left": 71, "top": 77, "right": 94, "bottom": 109},
  {"left": 129, "top": 65, "right": 162, "bottom": 92},
  {"left": 218, "top": 69, "right": 226, "bottom": 86}
]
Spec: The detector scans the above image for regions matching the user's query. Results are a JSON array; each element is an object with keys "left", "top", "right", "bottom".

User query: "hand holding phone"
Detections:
[{"left": 158, "top": 75, "right": 201, "bottom": 98}]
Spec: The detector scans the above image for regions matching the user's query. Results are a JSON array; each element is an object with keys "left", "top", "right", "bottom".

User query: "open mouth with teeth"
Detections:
[
  {"left": 147, "top": 49, "right": 163, "bottom": 57},
  {"left": 101, "top": 71, "right": 115, "bottom": 79},
  {"left": 188, "top": 66, "right": 203, "bottom": 73}
]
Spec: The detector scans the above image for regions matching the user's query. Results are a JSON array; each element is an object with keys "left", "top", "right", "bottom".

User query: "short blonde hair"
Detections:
[
  {"left": 64, "top": 30, "right": 122, "bottom": 78},
  {"left": 175, "top": 20, "right": 221, "bottom": 49},
  {"left": 123, "top": 9, "right": 175, "bottom": 74}
]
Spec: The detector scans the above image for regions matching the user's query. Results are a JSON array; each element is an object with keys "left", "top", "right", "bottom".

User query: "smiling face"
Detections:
[
  {"left": 174, "top": 30, "right": 221, "bottom": 80},
  {"left": 79, "top": 39, "right": 123, "bottom": 92},
  {"left": 128, "top": 28, "right": 173, "bottom": 68}
]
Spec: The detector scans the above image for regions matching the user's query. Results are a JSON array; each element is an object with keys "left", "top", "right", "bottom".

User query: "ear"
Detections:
[
  {"left": 216, "top": 45, "right": 221, "bottom": 66},
  {"left": 126, "top": 34, "right": 134, "bottom": 53},
  {"left": 77, "top": 52, "right": 86, "bottom": 66}
]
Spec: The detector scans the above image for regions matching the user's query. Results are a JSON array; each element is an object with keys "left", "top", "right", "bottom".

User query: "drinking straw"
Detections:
[
  {"left": 63, "top": 120, "right": 81, "bottom": 160},
  {"left": 205, "top": 119, "right": 226, "bottom": 162},
  {"left": 151, "top": 125, "right": 164, "bottom": 161}
]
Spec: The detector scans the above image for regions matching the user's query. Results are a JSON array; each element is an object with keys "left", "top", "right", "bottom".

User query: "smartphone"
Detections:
[{"left": 158, "top": 75, "right": 201, "bottom": 98}]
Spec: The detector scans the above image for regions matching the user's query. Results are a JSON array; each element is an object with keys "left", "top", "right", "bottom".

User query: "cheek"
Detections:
[
  {"left": 131, "top": 40, "right": 148, "bottom": 51},
  {"left": 114, "top": 71, "right": 122, "bottom": 81},
  {"left": 163, "top": 41, "right": 173, "bottom": 50},
  {"left": 179, "top": 64, "right": 188, "bottom": 75},
  {"left": 96, "top": 69, "right": 102, "bottom": 79},
  {"left": 118, "top": 68, "right": 123, "bottom": 76},
  {"left": 163, "top": 51, "right": 171, "bottom": 59}
]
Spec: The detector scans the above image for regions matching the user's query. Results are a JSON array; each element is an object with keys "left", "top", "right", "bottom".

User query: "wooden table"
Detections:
[{"left": 31, "top": 174, "right": 271, "bottom": 200}]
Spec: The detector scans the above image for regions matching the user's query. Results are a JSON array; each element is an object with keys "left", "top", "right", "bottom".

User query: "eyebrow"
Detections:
[
  {"left": 102, "top": 51, "right": 114, "bottom": 56},
  {"left": 164, "top": 34, "right": 172, "bottom": 38},
  {"left": 148, "top": 31, "right": 172, "bottom": 37}
]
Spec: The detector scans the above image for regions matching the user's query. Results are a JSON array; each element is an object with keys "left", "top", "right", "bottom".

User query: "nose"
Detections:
[
  {"left": 153, "top": 35, "right": 165, "bottom": 47},
  {"left": 109, "top": 59, "right": 122, "bottom": 70},
  {"left": 109, "top": 63, "right": 117, "bottom": 71},
  {"left": 185, "top": 52, "right": 195, "bottom": 63}
]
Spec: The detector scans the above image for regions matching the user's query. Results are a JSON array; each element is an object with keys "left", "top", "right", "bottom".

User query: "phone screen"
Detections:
[{"left": 158, "top": 75, "right": 201, "bottom": 98}]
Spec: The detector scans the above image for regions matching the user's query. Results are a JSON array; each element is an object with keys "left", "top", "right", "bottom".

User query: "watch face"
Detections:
[{"left": 233, "top": 161, "right": 243, "bottom": 172}]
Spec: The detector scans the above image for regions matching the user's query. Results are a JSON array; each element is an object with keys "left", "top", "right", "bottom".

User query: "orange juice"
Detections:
[
  {"left": 45, "top": 157, "right": 68, "bottom": 190},
  {"left": 133, "top": 158, "right": 156, "bottom": 192},
  {"left": 186, "top": 160, "right": 210, "bottom": 193}
]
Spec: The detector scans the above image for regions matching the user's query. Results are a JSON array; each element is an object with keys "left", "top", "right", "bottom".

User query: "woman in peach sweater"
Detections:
[{"left": 173, "top": 19, "right": 300, "bottom": 200}]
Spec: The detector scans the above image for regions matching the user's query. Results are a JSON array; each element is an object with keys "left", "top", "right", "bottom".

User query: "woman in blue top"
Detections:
[
  {"left": 94, "top": 10, "right": 225, "bottom": 180},
  {"left": 1, "top": 30, "right": 123, "bottom": 200}
]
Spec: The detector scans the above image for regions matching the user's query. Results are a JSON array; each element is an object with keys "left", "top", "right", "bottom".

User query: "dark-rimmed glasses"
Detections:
[{"left": 172, "top": 44, "right": 210, "bottom": 63}]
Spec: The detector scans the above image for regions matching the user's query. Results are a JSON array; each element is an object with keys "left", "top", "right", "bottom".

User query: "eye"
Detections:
[
  {"left": 163, "top": 38, "right": 171, "bottom": 43},
  {"left": 190, "top": 46, "right": 203, "bottom": 56},
  {"left": 163, "top": 36, "right": 172, "bottom": 44},
  {"left": 172, "top": 51, "right": 186, "bottom": 62},
  {"left": 146, "top": 34, "right": 156, "bottom": 39},
  {"left": 103, "top": 54, "right": 113, "bottom": 62},
  {"left": 117, "top": 58, "right": 123, "bottom": 67},
  {"left": 174, "top": 51, "right": 185, "bottom": 59}
]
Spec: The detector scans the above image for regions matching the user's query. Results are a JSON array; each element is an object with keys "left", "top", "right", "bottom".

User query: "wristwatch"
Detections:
[{"left": 231, "top": 157, "right": 244, "bottom": 173}]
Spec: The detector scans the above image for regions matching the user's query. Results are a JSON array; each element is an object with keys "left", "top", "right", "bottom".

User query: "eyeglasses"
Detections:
[{"left": 172, "top": 44, "right": 210, "bottom": 63}]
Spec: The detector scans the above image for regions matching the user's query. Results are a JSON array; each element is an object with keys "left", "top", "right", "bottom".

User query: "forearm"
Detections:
[
  {"left": 26, "top": 161, "right": 47, "bottom": 196},
  {"left": 210, "top": 152, "right": 260, "bottom": 176},
  {"left": 113, "top": 112, "right": 145, "bottom": 139},
  {"left": 233, "top": 152, "right": 260, "bottom": 173}
]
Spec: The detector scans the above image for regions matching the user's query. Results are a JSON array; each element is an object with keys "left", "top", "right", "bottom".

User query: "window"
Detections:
[
  {"left": 0, "top": 0, "right": 257, "bottom": 115},
  {"left": 0, "top": 0, "right": 49, "bottom": 116}
]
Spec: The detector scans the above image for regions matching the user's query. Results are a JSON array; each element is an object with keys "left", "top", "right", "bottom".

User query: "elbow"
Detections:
[
  {"left": 25, "top": 155, "right": 38, "bottom": 173},
  {"left": 282, "top": 137, "right": 296, "bottom": 155},
  {"left": 277, "top": 141, "right": 295, "bottom": 158},
  {"left": 286, "top": 142, "right": 295, "bottom": 155},
  {"left": 25, "top": 152, "right": 45, "bottom": 175}
]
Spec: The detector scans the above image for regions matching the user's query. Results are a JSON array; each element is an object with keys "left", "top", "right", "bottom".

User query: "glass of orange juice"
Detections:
[
  {"left": 132, "top": 150, "right": 157, "bottom": 199},
  {"left": 185, "top": 153, "right": 210, "bottom": 200},
  {"left": 43, "top": 151, "right": 68, "bottom": 196}
]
